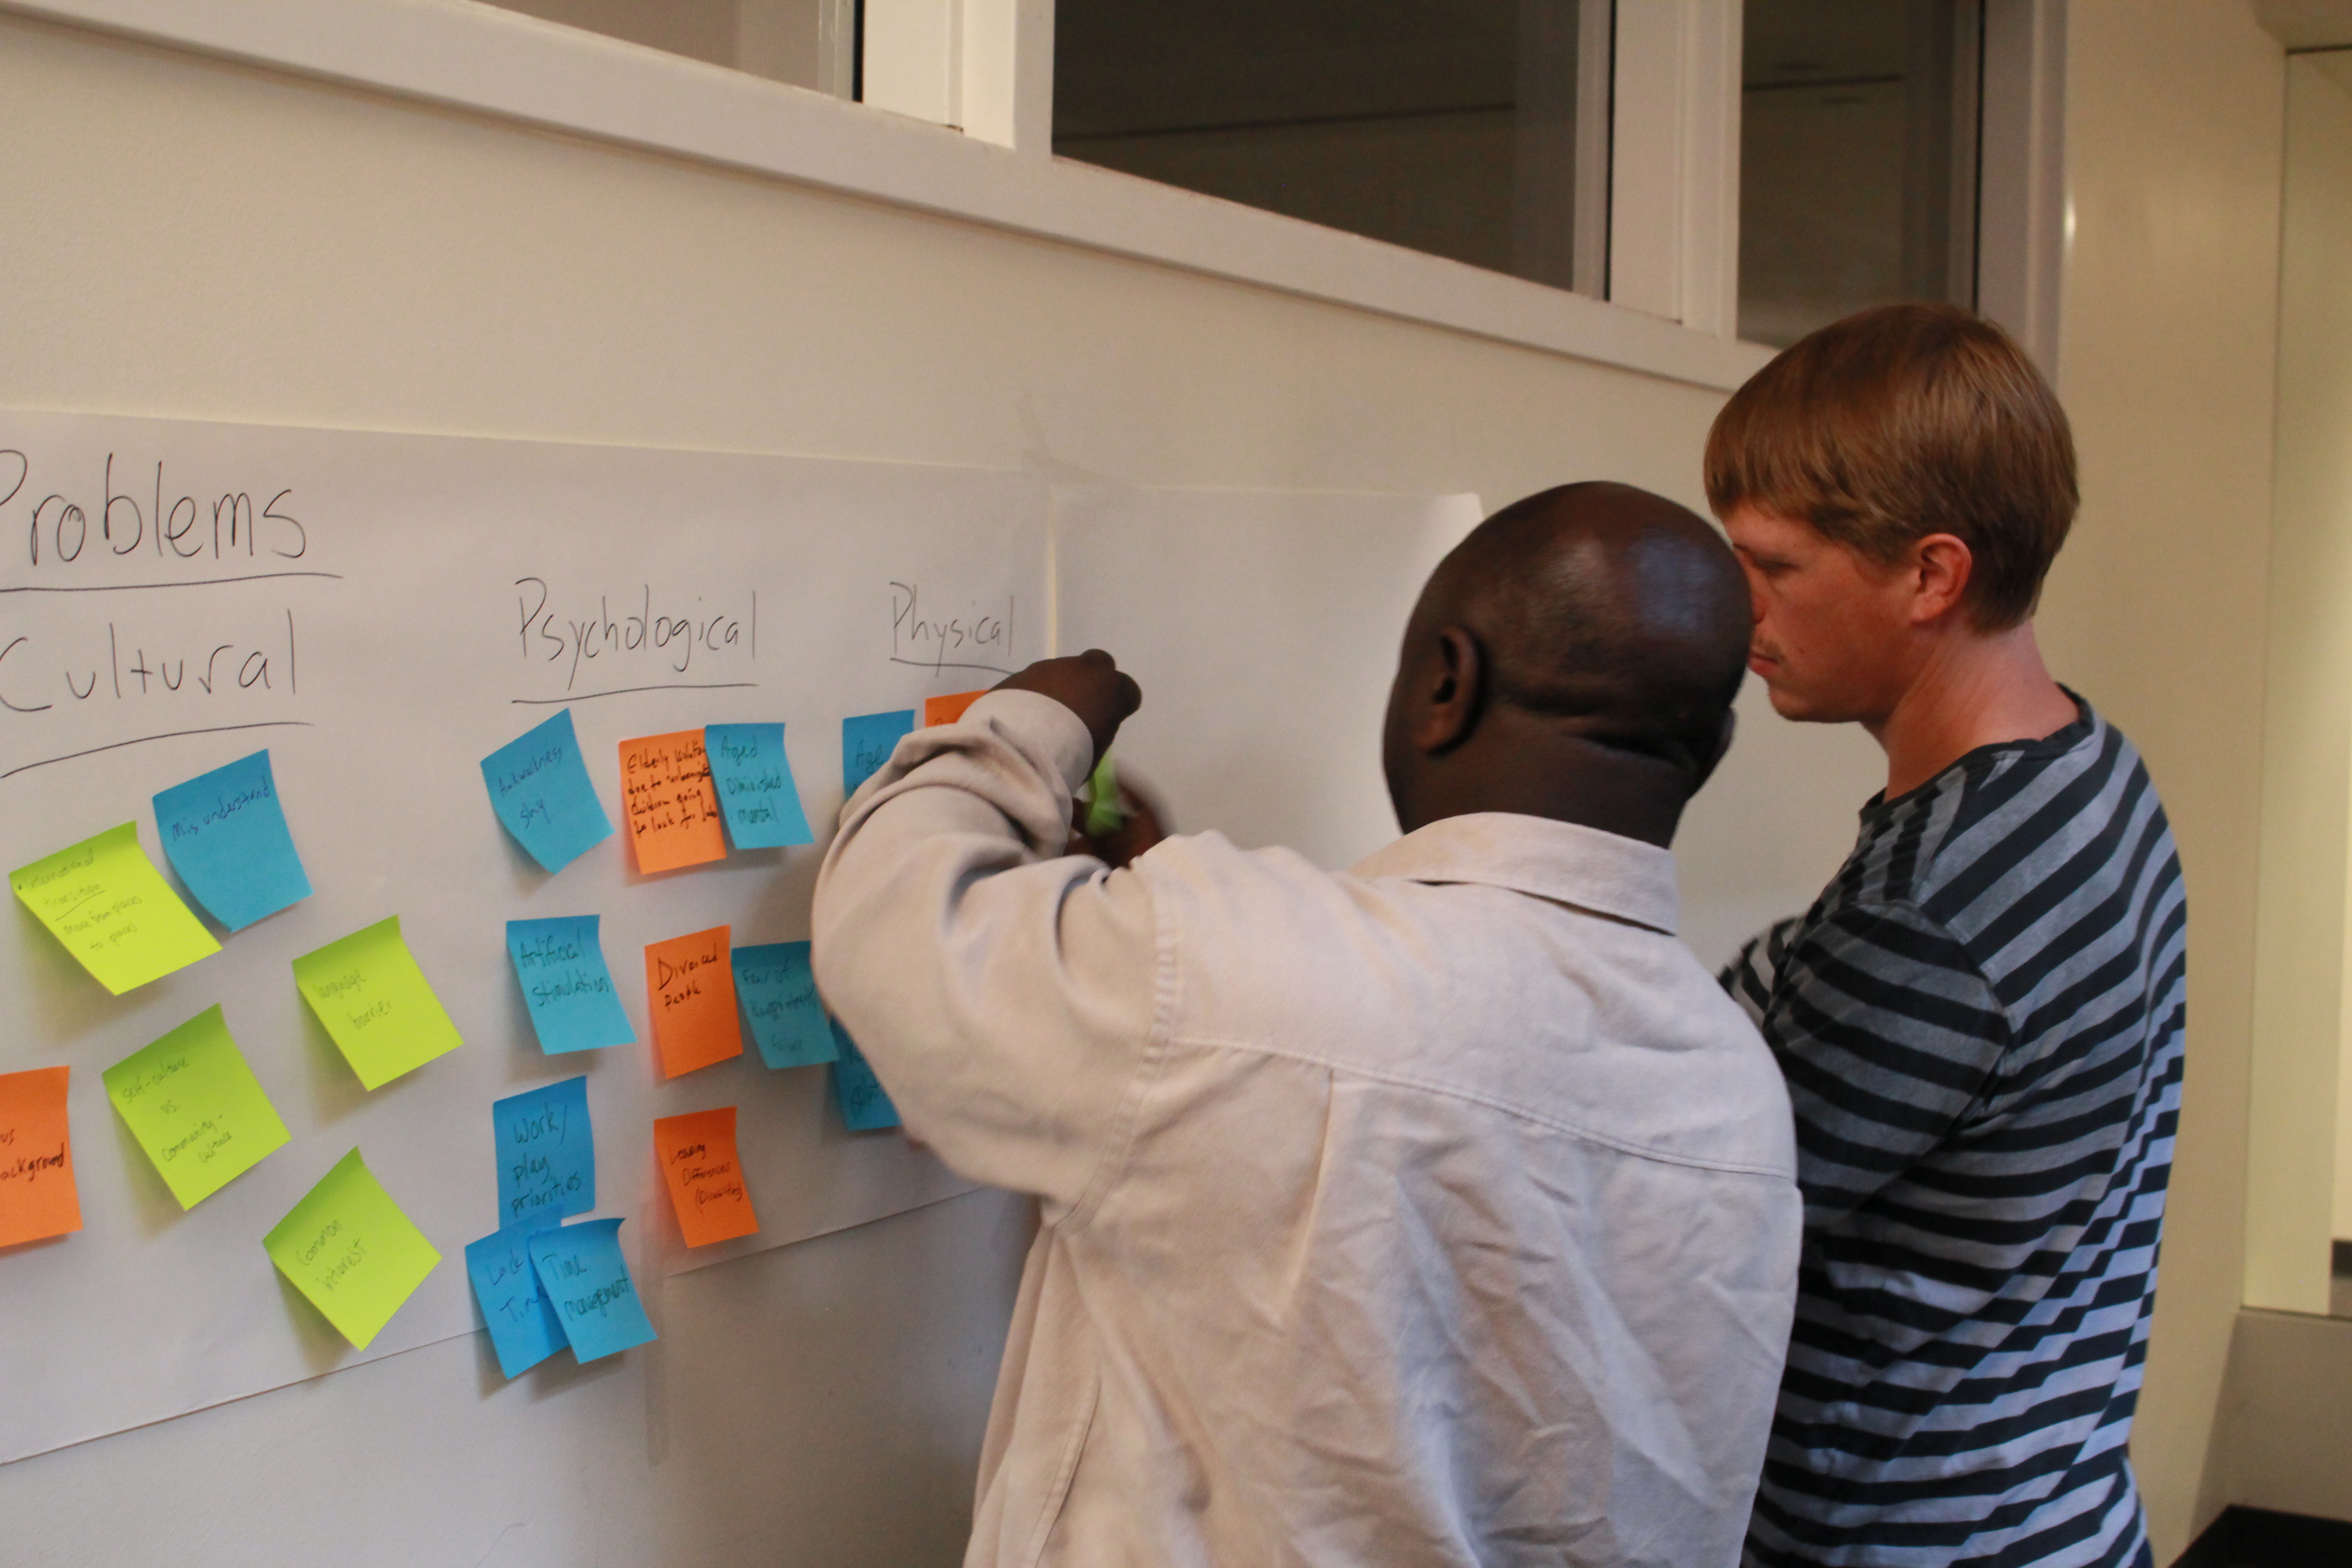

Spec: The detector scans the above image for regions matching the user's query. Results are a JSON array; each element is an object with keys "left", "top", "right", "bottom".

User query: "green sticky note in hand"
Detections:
[
  {"left": 10, "top": 822, "right": 221, "bottom": 995},
  {"left": 104, "top": 1005, "right": 291, "bottom": 1210},
  {"left": 264, "top": 1147, "right": 441, "bottom": 1349},
  {"left": 292, "top": 916, "right": 463, "bottom": 1090}
]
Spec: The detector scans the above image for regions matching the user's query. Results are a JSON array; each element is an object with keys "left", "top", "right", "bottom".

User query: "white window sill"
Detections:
[{"left": 3, "top": 0, "right": 1776, "bottom": 393}]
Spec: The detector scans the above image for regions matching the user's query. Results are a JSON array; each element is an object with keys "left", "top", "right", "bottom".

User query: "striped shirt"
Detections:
[{"left": 1723, "top": 696, "right": 2185, "bottom": 1568}]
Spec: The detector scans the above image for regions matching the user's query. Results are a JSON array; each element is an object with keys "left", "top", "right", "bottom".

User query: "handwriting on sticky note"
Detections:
[
  {"left": 291, "top": 916, "right": 462, "bottom": 1091},
  {"left": 644, "top": 926, "right": 741, "bottom": 1079},
  {"left": 10, "top": 822, "right": 220, "bottom": 995},
  {"left": 152, "top": 749, "right": 312, "bottom": 931},
  {"left": 492, "top": 1076, "right": 594, "bottom": 1227},
  {"left": 527, "top": 1217, "right": 657, "bottom": 1362},
  {"left": 652, "top": 1106, "right": 759, "bottom": 1247},
  {"left": 830, "top": 1020, "right": 901, "bottom": 1132},
  {"left": 103, "top": 1005, "right": 289, "bottom": 1210},
  {"left": 506, "top": 915, "right": 633, "bottom": 1054},
  {"left": 730, "top": 941, "right": 838, "bottom": 1070},
  {"left": 619, "top": 730, "right": 728, "bottom": 873},
  {"left": 480, "top": 708, "right": 615, "bottom": 875},
  {"left": 841, "top": 710, "right": 916, "bottom": 798},
  {"left": 465, "top": 1222, "right": 568, "bottom": 1378},
  {"left": 263, "top": 1148, "right": 441, "bottom": 1350},
  {"left": 922, "top": 690, "right": 989, "bottom": 728},
  {"left": 0, "top": 1066, "right": 81, "bottom": 1248},
  {"left": 703, "top": 722, "right": 814, "bottom": 850}
]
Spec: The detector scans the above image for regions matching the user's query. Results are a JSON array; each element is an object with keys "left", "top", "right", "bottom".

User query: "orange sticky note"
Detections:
[
  {"left": 618, "top": 730, "right": 728, "bottom": 874},
  {"left": 652, "top": 1105, "right": 760, "bottom": 1246},
  {"left": 645, "top": 925, "right": 742, "bottom": 1078},
  {"left": 0, "top": 1066, "right": 82, "bottom": 1248},
  {"left": 922, "top": 690, "right": 990, "bottom": 728}
]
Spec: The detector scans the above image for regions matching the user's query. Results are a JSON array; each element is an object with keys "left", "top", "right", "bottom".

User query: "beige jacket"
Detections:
[{"left": 813, "top": 690, "right": 1800, "bottom": 1568}]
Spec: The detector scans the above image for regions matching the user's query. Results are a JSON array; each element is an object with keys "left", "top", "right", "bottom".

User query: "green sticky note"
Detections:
[
  {"left": 292, "top": 916, "right": 463, "bottom": 1091},
  {"left": 10, "top": 822, "right": 221, "bottom": 995},
  {"left": 103, "top": 1005, "right": 290, "bottom": 1210},
  {"left": 263, "top": 1147, "right": 441, "bottom": 1349}
]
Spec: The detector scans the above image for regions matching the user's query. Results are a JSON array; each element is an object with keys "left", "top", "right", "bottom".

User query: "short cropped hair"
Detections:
[{"left": 1703, "top": 303, "right": 2078, "bottom": 630}]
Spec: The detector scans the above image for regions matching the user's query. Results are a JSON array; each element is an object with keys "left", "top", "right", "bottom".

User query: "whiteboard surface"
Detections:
[{"left": 0, "top": 411, "right": 1047, "bottom": 1464}]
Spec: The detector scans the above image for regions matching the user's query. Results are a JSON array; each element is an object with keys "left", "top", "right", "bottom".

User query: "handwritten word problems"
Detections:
[
  {"left": 465, "top": 1223, "right": 568, "bottom": 1377},
  {"left": 506, "top": 915, "right": 633, "bottom": 1054},
  {"left": 3, "top": 448, "right": 308, "bottom": 572},
  {"left": 730, "top": 941, "right": 838, "bottom": 1071},
  {"left": 103, "top": 1006, "right": 289, "bottom": 1210},
  {"left": 514, "top": 579, "right": 755, "bottom": 692},
  {"left": 619, "top": 730, "right": 726, "bottom": 873},
  {"left": 263, "top": 1148, "right": 440, "bottom": 1350},
  {"left": 491, "top": 1077, "right": 595, "bottom": 1228},
  {"left": 152, "top": 749, "right": 312, "bottom": 931},
  {"left": 291, "top": 917, "right": 462, "bottom": 1091},
  {"left": 526, "top": 1218, "right": 656, "bottom": 1362},
  {"left": 645, "top": 926, "right": 741, "bottom": 1079},
  {"left": 480, "top": 709, "right": 613, "bottom": 874},
  {"left": 0, "top": 1066, "right": 81, "bottom": 1248},
  {"left": 10, "top": 822, "right": 219, "bottom": 994},
  {"left": 652, "top": 1106, "right": 758, "bottom": 1247}
]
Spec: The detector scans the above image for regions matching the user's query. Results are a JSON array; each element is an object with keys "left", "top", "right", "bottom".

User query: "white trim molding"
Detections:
[
  {"left": 0, "top": 0, "right": 1774, "bottom": 393},
  {"left": 1606, "top": 0, "right": 1743, "bottom": 337}
]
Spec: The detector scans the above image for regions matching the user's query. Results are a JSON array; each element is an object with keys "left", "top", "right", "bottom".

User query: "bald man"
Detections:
[{"left": 813, "top": 484, "right": 1803, "bottom": 1568}]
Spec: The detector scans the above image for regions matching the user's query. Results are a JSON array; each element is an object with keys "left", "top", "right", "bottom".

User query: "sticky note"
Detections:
[
  {"left": 465, "top": 1222, "right": 568, "bottom": 1378},
  {"left": 730, "top": 941, "right": 839, "bottom": 1070},
  {"left": 644, "top": 926, "right": 741, "bottom": 1079},
  {"left": 10, "top": 822, "right": 220, "bottom": 995},
  {"left": 830, "top": 1021, "right": 901, "bottom": 1132},
  {"left": 506, "top": 915, "right": 633, "bottom": 1054},
  {"left": 923, "top": 690, "right": 990, "bottom": 728},
  {"left": 103, "top": 1005, "right": 290, "bottom": 1210},
  {"left": 842, "top": 710, "right": 916, "bottom": 798},
  {"left": 480, "top": 709, "right": 614, "bottom": 875},
  {"left": 618, "top": 730, "right": 728, "bottom": 874},
  {"left": 263, "top": 1148, "right": 441, "bottom": 1350},
  {"left": 704, "top": 722, "right": 814, "bottom": 850},
  {"left": 0, "top": 1066, "right": 81, "bottom": 1248},
  {"left": 652, "top": 1105, "right": 759, "bottom": 1247},
  {"left": 492, "top": 1076, "right": 595, "bottom": 1228},
  {"left": 151, "top": 749, "right": 313, "bottom": 931},
  {"left": 292, "top": 916, "right": 463, "bottom": 1091},
  {"left": 528, "top": 1217, "right": 657, "bottom": 1362}
]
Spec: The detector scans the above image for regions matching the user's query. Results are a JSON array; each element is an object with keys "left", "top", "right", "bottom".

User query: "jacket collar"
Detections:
[{"left": 1349, "top": 812, "right": 1679, "bottom": 936}]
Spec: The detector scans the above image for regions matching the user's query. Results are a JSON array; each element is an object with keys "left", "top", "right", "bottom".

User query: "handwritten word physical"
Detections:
[
  {"left": 480, "top": 709, "right": 613, "bottom": 874},
  {"left": 263, "top": 1148, "right": 441, "bottom": 1350},
  {"left": 103, "top": 1005, "right": 289, "bottom": 1210},
  {"left": 0, "top": 1066, "right": 81, "bottom": 1248},
  {"left": 514, "top": 579, "right": 755, "bottom": 690},
  {"left": 644, "top": 925, "right": 741, "bottom": 1079},
  {"left": 291, "top": 916, "right": 462, "bottom": 1090},
  {"left": 492, "top": 1076, "right": 595, "bottom": 1228},
  {"left": 889, "top": 582, "right": 1016, "bottom": 676},
  {"left": 2, "top": 448, "right": 308, "bottom": 572},
  {"left": 730, "top": 940, "right": 838, "bottom": 1070},
  {"left": 619, "top": 730, "right": 727, "bottom": 873},
  {"left": 152, "top": 748, "right": 312, "bottom": 931},
  {"left": 652, "top": 1106, "right": 759, "bottom": 1247},
  {"left": 10, "top": 822, "right": 219, "bottom": 994},
  {"left": 506, "top": 914, "right": 633, "bottom": 1054},
  {"left": 465, "top": 1222, "right": 568, "bottom": 1378},
  {"left": 526, "top": 1217, "right": 657, "bottom": 1362}
]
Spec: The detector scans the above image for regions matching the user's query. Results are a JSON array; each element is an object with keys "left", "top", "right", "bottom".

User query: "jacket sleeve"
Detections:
[{"left": 810, "top": 688, "right": 1159, "bottom": 1218}]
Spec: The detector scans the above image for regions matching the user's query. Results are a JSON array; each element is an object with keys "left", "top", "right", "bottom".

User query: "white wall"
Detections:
[{"left": 0, "top": 12, "right": 1877, "bottom": 1562}]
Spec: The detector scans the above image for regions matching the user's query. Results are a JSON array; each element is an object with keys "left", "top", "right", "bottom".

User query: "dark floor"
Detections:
[{"left": 2176, "top": 1507, "right": 2352, "bottom": 1567}]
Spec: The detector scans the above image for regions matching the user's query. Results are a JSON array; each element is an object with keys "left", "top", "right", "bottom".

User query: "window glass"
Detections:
[
  {"left": 1054, "top": 1, "right": 1608, "bottom": 294},
  {"left": 1740, "top": 0, "right": 1979, "bottom": 346},
  {"left": 477, "top": 0, "right": 853, "bottom": 97}
]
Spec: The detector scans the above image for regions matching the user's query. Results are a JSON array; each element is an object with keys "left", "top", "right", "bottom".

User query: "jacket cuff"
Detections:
[{"left": 962, "top": 688, "right": 1096, "bottom": 790}]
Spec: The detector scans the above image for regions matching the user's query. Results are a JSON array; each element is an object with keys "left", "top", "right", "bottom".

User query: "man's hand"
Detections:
[{"left": 995, "top": 649, "right": 1142, "bottom": 764}]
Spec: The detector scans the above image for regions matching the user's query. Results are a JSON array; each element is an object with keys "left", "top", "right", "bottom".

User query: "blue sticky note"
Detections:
[
  {"left": 841, "top": 710, "right": 916, "bottom": 798},
  {"left": 830, "top": 1020, "right": 901, "bottom": 1131},
  {"left": 528, "top": 1217, "right": 657, "bottom": 1362},
  {"left": 731, "top": 941, "right": 839, "bottom": 1070},
  {"left": 480, "top": 709, "right": 614, "bottom": 874},
  {"left": 492, "top": 1076, "right": 595, "bottom": 1228},
  {"left": 705, "top": 723, "right": 814, "bottom": 849},
  {"left": 151, "top": 750, "right": 313, "bottom": 931},
  {"left": 506, "top": 915, "right": 634, "bottom": 1054},
  {"left": 465, "top": 1222, "right": 568, "bottom": 1378}
]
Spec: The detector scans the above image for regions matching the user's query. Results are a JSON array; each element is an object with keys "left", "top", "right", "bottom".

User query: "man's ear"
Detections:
[
  {"left": 1910, "top": 534, "right": 1976, "bottom": 624},
  {"left": 1411, "top": 626, "right": 1485, "bottom": 755}
]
